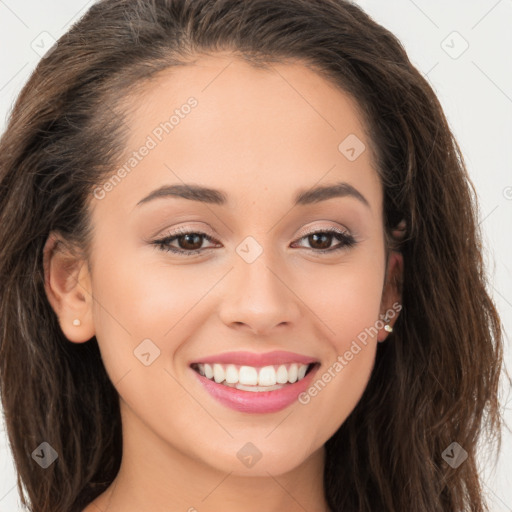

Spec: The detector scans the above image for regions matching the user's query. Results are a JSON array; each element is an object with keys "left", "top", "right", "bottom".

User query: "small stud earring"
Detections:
[
  {"left": 381, "top": 313, "right": 393, "bottom": 333},
  {"left": 72, "top": 319, "right": 81, "bottom": 326}
]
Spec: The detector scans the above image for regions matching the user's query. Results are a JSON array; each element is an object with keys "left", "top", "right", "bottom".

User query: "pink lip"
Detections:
[
  {"left": 191, "top": 363, "right": 320, "bottom": 414},
  {"left": 189, "top": 350, "right": 317, "bottom": 367}
]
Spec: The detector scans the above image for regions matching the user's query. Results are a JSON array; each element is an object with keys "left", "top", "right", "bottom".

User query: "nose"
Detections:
[{"left": 217, "top": 251, "right": 302, "bottom": 336}]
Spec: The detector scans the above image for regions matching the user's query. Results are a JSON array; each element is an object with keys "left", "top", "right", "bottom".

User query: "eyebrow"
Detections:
[{"left": 136, "top": 181, "right": 370, "bottom": 209}]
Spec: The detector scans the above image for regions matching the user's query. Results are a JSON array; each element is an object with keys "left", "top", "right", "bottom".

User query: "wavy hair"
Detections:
[{"left": 0, "top": 0, "right": 505, "bottom": 510}]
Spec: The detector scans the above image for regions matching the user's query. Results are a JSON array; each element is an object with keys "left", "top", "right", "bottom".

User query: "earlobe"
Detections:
[
  {"left": 42, "top": 232, "right": 95, "bottom": 343},
  {"left": 378, "top": 250, "right": 403, "bottom": 342}
]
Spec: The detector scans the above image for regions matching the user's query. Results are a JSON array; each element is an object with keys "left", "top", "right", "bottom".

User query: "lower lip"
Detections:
[{"left": 192, "top": 364, "right": 319, "bottom": 414}]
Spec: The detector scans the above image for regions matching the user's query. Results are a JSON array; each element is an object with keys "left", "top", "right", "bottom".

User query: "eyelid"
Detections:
[
  {"left": 296, "top": 223, "right": 352, "bottom": 239},
  {"left": 154, "top": 222, "right": 353, "bottom": 244},
  {"left": 156, "top": 224, "right": 216, "bottom": 239}
]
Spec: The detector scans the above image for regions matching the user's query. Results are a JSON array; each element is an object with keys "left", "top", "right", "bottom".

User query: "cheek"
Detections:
[
  {"left": 88, "top": 252, "right": 205, "bottom": 426},
  {"left": 293, "top": 260, "right": 384, "bottom": 438},
  {"left": 88, "top": 248, "right": 188, "bottom": 378},
  {"left": 298, "top": 257, "right": 384, "bottom": 346},
  {"left": 99, "top": 262, "right": 201, "bottom": 334},
  {"left": 91, "top": 235, "right": 205, "bottom": 332},
  {"left": 88, "top": 242, "right": 231, "bottom": 393}
]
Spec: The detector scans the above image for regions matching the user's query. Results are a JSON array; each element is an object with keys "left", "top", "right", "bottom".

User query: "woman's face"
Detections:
[{"left": 52, "top": 54, "right": 401, "bottom": 477}]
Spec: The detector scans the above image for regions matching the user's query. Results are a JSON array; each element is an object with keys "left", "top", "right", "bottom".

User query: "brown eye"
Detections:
[
  {"left": 177, "top": 233, "right": 204, "bottom": 251},
  {"left": 307, "top": 232, "right": 334, "bottom": 250},
  {"left": 153, "top": 230, "right": 220, "bottom": 256},
  {"left": 291, "top": 228, "right": 357, "bottom": 254}
]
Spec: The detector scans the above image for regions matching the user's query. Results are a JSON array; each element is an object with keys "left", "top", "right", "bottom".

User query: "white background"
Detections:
[{"left": 0, "top": 0, "right": 510, "bottom": 510}]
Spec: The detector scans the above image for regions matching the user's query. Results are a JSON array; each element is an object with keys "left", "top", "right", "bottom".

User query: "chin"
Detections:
[{"left": 198, "top": 437, "right": 321, "bottom": 477}]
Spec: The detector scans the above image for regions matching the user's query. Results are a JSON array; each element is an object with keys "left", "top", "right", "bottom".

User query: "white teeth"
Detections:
[
  {"left": 276, "top": 365, "right": 288, "bottom": 384},
  {"left": 225, "top": 364, "right": 238, "bottom": 384},
  {"left": 204, "top": 363, "right": 214, "bottom": 379},
  {"left": 213, "top": 363, "right": 225, "bottom": 383},
  {"left": 239, "top": 366, "right": 258, "bottom": 385},
  {"left": 258, "top": 365, "right": 276, "bottom": 386},
  {"left": 288, "top": 363, "right": 298, "bottom": 383},
  {"left": 195, "top": 362, "right": 311, "bottom": 388}
]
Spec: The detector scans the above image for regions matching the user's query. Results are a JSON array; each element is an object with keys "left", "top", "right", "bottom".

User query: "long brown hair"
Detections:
[{"left": 0, "top": 0, "right": 505, "bottom": 510}]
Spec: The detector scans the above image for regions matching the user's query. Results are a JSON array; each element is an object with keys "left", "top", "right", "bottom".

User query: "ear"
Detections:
[
  {"left": 377, "top": 249, "right": 403, "bottom": 342},
  {"left": 42, "top": 232, "right": 95, "bottom": 343}
]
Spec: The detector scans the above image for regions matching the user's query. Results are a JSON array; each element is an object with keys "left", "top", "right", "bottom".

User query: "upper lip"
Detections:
[{"left": 190, "top": 350, "right": 318, "bottom": 367}]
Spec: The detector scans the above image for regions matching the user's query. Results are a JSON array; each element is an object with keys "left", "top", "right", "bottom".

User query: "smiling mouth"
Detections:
[{"left": 190, "top": 362, "right": 318, "bottom": 392}]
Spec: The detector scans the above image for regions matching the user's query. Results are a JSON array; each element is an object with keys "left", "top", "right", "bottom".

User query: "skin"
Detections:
[{"left": 43, "top": 53, "right": 402, "bottom": 512}]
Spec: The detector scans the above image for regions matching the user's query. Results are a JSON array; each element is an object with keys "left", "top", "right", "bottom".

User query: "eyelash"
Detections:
[{"left": 152, "top": 226, "right": 357, "bottom": 256}]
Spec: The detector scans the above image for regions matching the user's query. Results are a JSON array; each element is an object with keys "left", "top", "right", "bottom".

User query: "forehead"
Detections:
[{"left": 91, "top": 53, "right": 381, "bottom": 215}]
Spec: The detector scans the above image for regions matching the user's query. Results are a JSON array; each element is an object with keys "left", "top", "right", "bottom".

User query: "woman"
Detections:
[{"left": 0, "top": 0, "right": 504, "bottom": 511}]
